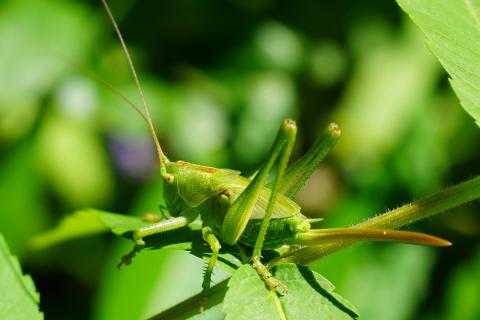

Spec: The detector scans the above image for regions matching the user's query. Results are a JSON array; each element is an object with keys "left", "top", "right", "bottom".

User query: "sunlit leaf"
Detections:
[
  {"left": 31, "top": 208, "right": 241, "bottom": 272},
  {"left": 396, "top": 0, "right": 480, "bottom": 126},
  {"left": 0, "top": 234, "right": 43, "bottom": 320},
  {"left": 223, "top": 264, "right": 358, "bottom": 320},
  {"left": 30, "top": 209, "right": 149, "bottom": 250}
]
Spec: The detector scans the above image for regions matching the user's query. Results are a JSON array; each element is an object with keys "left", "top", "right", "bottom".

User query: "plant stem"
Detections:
[
  {"left": 268, "top": 176, "right": 480, "bottom": 267},
  {"left": 147, "top": 278, "right": 229, "bottom": 319}
]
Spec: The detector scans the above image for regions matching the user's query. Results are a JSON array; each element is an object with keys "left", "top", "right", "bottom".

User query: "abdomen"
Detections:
[{"left": 239, "top": 213, "right": 310, "bottom": 249}]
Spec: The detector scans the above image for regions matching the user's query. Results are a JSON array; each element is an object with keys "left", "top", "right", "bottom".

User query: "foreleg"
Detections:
[
  {"left": 118, "top": 216, "right": 189, "bottom": 268},
  {"left": 201, "top": 226, "right": 222, "bottom": 291}
]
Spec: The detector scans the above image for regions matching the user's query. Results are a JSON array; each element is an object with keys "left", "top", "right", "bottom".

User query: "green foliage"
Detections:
[
  {"left": 224, "top": 265, "right": 281, "bottom": 320},
  {"left": 33, "top": 208, "right": 362, "bottom": 318},
  {"left": 1, "top": 0, "right": 480, "bottom": 319},
  {"left": 35, "top": 111, "right": 114, "bottom": 207},
  {"left": 333, "top": 21, "right": 440, "bottom": 169},
  {"left": 224, "top": 264, "right": 358, "bottom": 320},
  {"left": 316, "top": 245, "right": 436, "bottom": 320},
  {"left": 0, "top": 234, "right": 42, "bottom": 320},
  {"left": 441, "top": 247, "right": 480, "bottom": 320},
  {"left": 0, "top": 0, "right": 96, "bottom": 141},
  {"left": 31, "top": 209, "right": 241, "bottom": 272},
  {"left": 396, "top": 0, "right": 480, "bottom": 126},
  {"left": 0, "top": 144, "right": 48, "bottom": 256},
  {"left": 30, "top": 209, "right": 149, "bottom": 249}
]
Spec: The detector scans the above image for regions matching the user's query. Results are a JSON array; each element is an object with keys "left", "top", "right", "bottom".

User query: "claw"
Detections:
[
  {"left": 261, "top": 271, "right": 288, "bottom": 295},
  {"left": 197, "top": 296, "right": 208, "bottom": 314},
  {"left": 271, "top": 278, "right": 288, "bottom": 295},
  {"left": 117, "top": 244, "right": 144, "bottom": 269},
  {"left": 252, "top": 256, "right": 288, "bottom": 295}
]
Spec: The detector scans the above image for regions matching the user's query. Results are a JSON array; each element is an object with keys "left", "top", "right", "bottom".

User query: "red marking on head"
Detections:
[
  {"left": 172, "top": 161, "right": 217, "bottom": 173},
  {"left": 199, "top": 167, "right": 217, "bottom": 173}
]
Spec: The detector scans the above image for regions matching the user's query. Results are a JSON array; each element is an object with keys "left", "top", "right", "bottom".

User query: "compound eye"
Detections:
[
  {"left": 164, "top": 173, "right": 174, "bottom": 184},
  {"left": 220, "top": 189, "right": 231, "bottom": 197},
  {"left": 219, "top": 189, "right": 231, "bottom": 203}
]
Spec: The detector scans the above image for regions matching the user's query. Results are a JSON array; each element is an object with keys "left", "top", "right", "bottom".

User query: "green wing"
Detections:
[{"left": 229, "top": 176, "right": 300, "bottom": 220}]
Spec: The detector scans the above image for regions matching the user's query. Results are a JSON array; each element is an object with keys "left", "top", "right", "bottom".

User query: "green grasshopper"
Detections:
[{"left": 100, "top": 0, "right": 450, "bottom": 293}]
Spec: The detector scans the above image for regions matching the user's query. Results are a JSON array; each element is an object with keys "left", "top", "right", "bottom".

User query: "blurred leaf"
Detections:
[
  {"left": 35, "top": 111, "right": 114, "bottom": 207},
  {"left": 0, "top": 143, "right": 48, "bottom": 255},
  {"left": 442, "top": 247, "right": 480, "bottom": 320},
  {"left": 234, "top": 71, "right": 297, "bottom": 165},
  {"left": 223, "top": 264, "right": 358, "bottom": 320},
  {"left": 308, "top": 40, "right": 347, "bottom": 87},
  {"left": 30, "top": 209, "right": 149, "bottom": 250},
  {"left": 314, "top": 245, "right": 436, "bottom": 320},
  {"left": 31, "top": 208, "right": 241, "bottom": 272},
  {"left": 396, "top": 0, "right": 480, "bottom": 126},
  {"left": 392, "top": 92, "right": 474, "bottom": 196},
  {"left": 53, "top": 76, "right": 98, "bottom": 121},
  {"left": 98, "top": 72, "right": 171, "bottom": 138},
  {"left": 0, "top": 0, "right": 97, "bottom": 141},
  {"left": 169, "top": 86, "right": 230, "bottom": 165},
  {"left": 253, "top": 21, "right": 304, "bottom": 72},
  {"left": 347, "top": 17, "right": 393, "bottom": 57},
  {"left": 333, "top": 21, "right": 440, "bottom": 173},
  {"left": 0, "top": 234, "right": 43, "bottom": 320}
]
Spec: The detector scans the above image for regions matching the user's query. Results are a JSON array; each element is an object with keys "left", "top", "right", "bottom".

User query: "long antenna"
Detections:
[{"left": 101, "top": 0, "right": 166, "bottom": 167}]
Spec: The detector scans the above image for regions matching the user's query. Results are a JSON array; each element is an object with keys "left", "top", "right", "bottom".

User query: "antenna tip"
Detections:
[{"left": 328, "top": 122, "right": 341, "bottom": 137}]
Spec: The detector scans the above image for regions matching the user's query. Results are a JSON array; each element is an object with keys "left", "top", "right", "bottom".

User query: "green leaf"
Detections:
[
  {"left": 224, "top": 265, "right": 282, "bottom": 320},
  {"left": 145, "top": 277, "right": 230, "bottom": 320},
  {"left": 223, "top": 264, "right": 358, "bottom": 320},
  {"left": 35, "top": 111, "right": 114, "bottom": 207},
  {"left": 0, "top": 0, "right": 97, "bottom": 141},
  {"left": 31, "top": 209, "right": 241, "bottom": 272},
  {"left": 396, "top": 0, "right": 480, "bottom": 126},
  {"left": 0, "top": 234, "right": 43, "bottom": 320},
  {"left": 30, "top": 209, "right": 150, "bottom": 250}
]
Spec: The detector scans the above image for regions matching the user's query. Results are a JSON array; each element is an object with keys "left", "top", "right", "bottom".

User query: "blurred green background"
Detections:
[{"left": 1, "top": 0, "right": 479, "bottom": 319}]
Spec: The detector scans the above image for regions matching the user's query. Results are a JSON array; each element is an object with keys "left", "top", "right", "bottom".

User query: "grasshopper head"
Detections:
[{"left": 162, "top": 160, "right": 240, "bottom": 211}]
